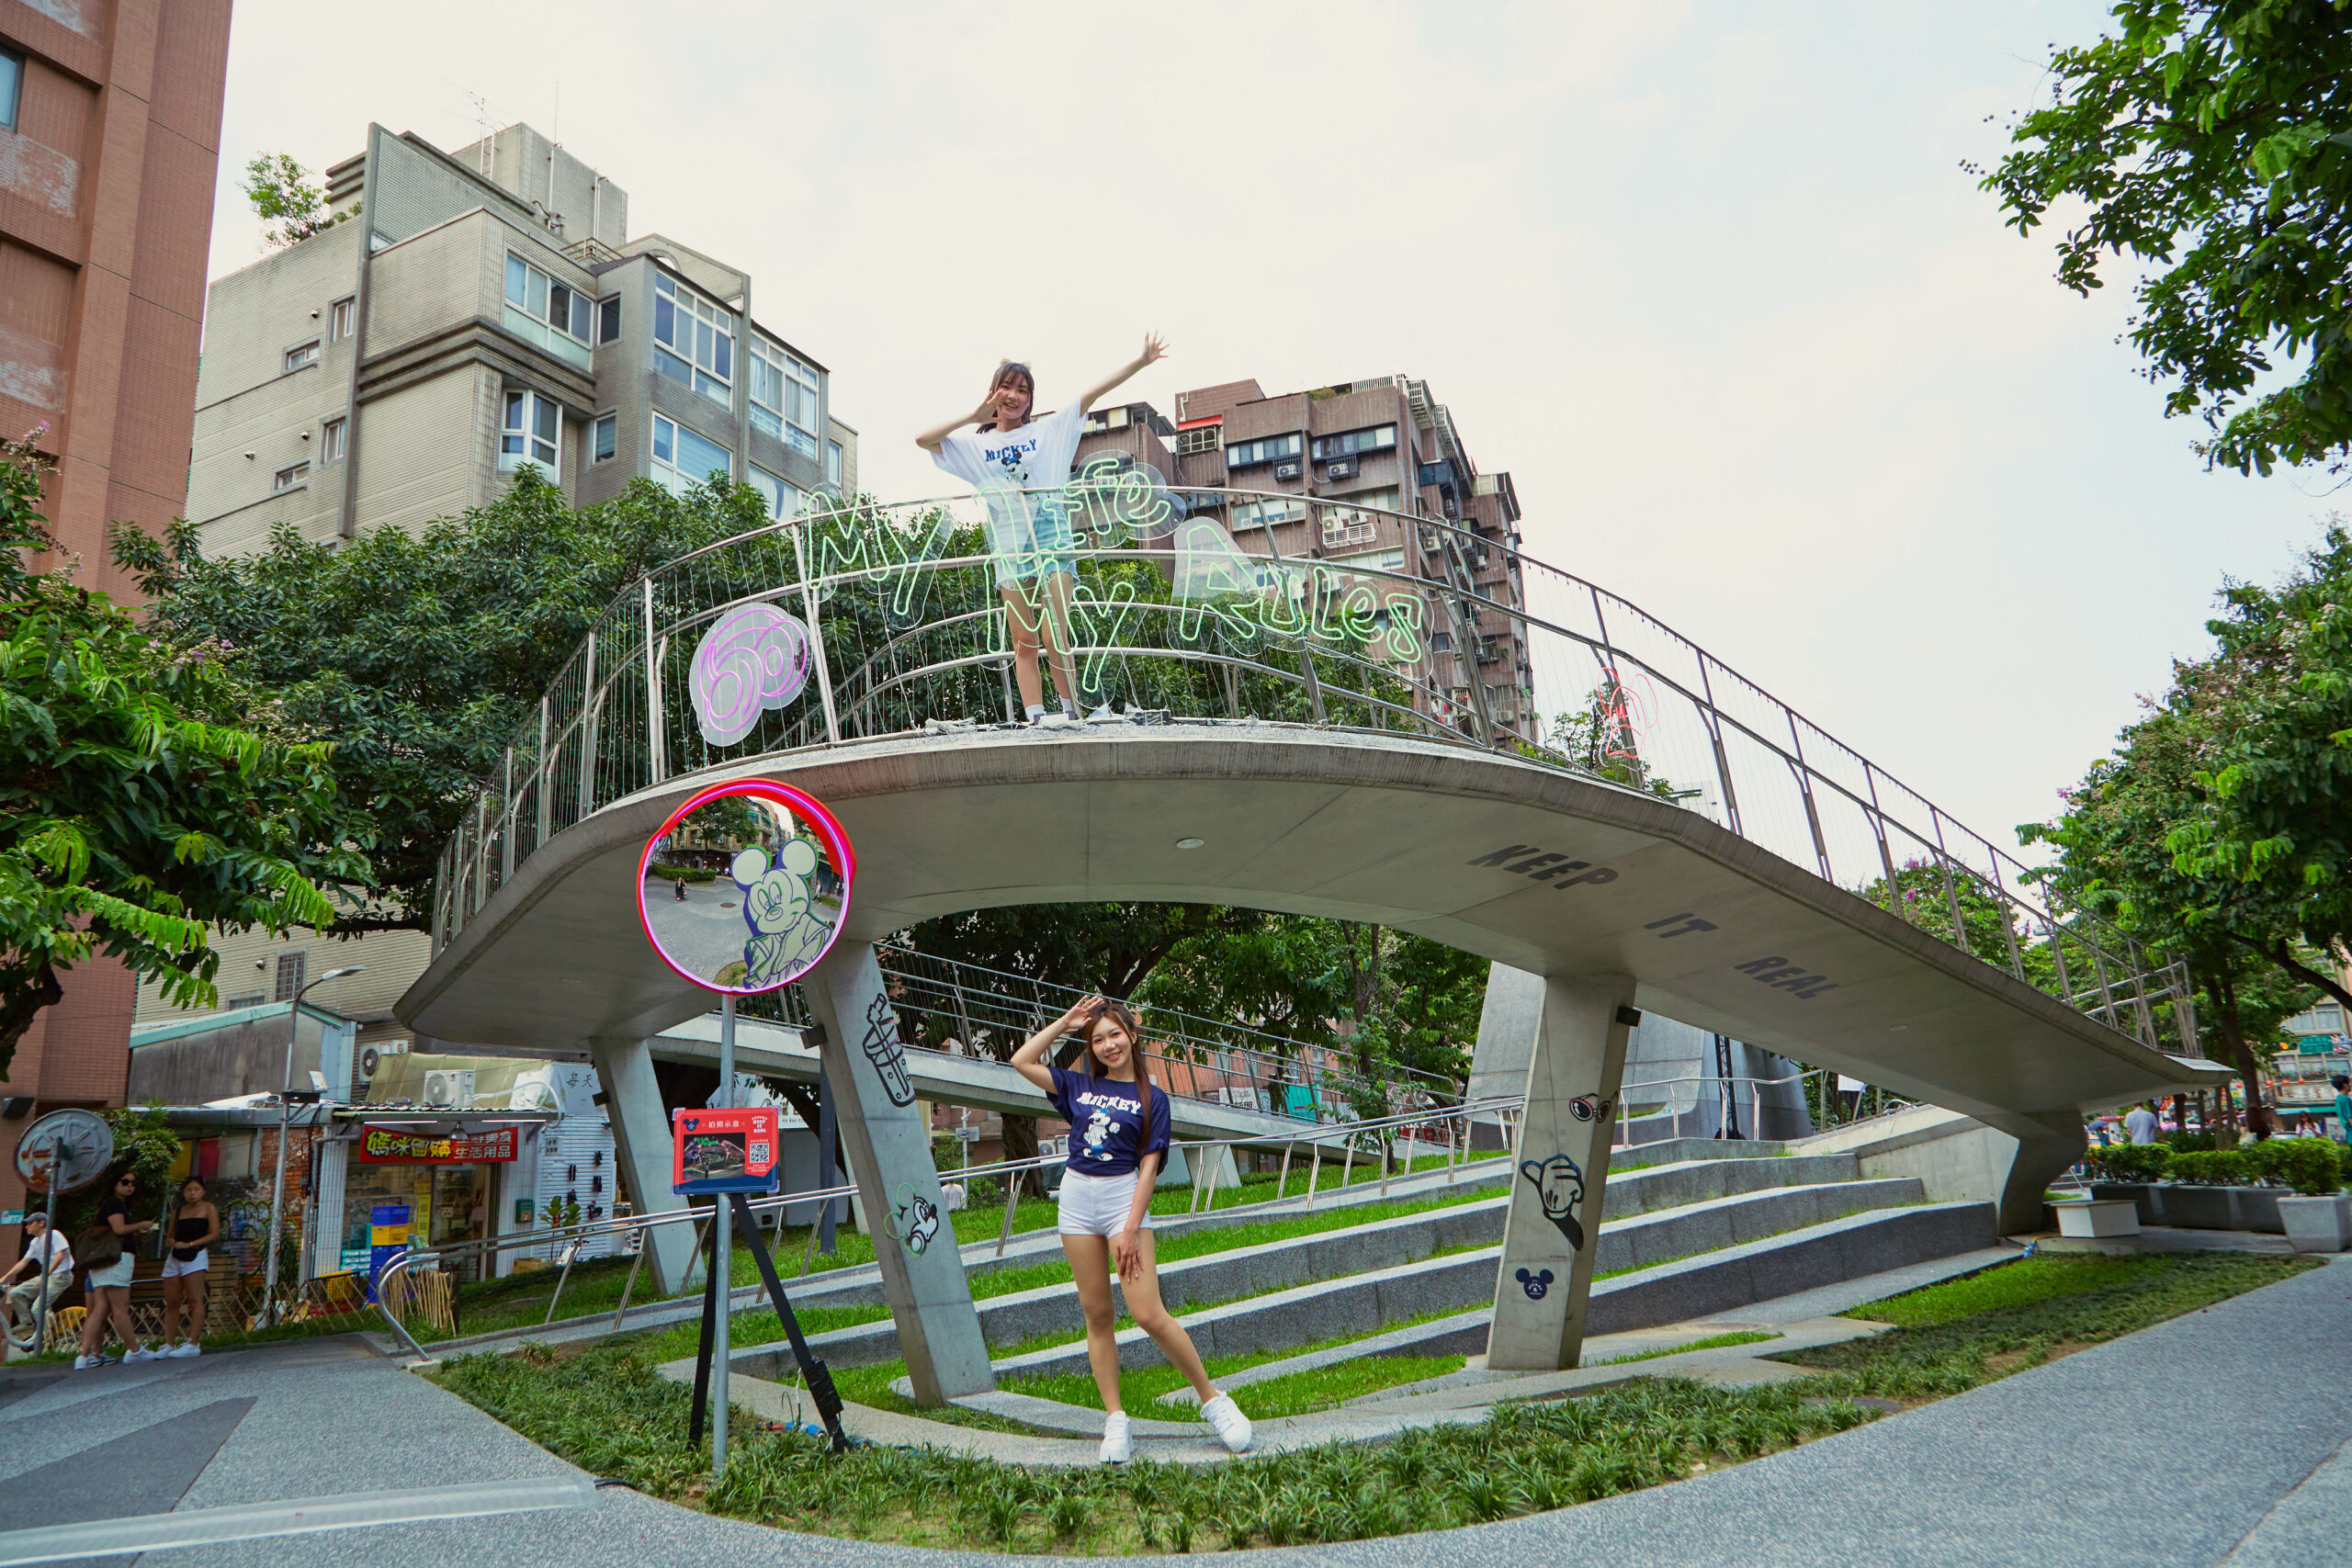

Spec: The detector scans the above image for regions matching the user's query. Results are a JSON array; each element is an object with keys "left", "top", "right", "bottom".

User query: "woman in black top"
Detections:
[
  {"left": 160, "top": 1176, "right": 220, "bottom": 1357},
  {"left": 75, "top": 1172, "right": 158, "bottom": 1368}
]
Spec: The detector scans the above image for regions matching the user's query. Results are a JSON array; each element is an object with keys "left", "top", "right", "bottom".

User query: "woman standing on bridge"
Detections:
[
  {"left": 915, "top": 337, "right": 1168, "bottom": 726},
  {"left": 1011, "top": 995, "right": 1253, "bottom": 1462}
]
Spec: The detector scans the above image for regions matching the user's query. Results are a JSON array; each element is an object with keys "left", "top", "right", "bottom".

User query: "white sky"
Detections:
[{"left": 206, "top": 1, "right": 2335, "bottom": 864}]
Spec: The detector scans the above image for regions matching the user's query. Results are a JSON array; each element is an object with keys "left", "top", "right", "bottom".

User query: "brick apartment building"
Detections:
[
  {"left": 1072, "top": 374, "right": 1535, "bottom": 742},
  {"left": 0, "top": 0, "right": 233, "bottom": 1249}
]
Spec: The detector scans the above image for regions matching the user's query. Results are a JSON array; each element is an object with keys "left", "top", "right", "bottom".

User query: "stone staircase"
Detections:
[{"left": 730, "top": 1139, "right": 1996, "bottom": 1387}]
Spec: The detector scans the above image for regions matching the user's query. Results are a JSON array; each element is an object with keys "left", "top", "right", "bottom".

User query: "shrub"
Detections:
[
  {"left": 2165, "top": 1149, "right": 2252, "bottom": 1186},
  {"left": 2245, "top": 1137, "right": 2346, "bottom": 1197},
  {"left": 648, "top": 863, "right": 718, "bottom": 883},
  {"left": 2086, "top": 1144, "right": 2170, "bottom": 1183},
  {"left": 2162, "top": 1132, "right": 2216, "bottom": 1153}
]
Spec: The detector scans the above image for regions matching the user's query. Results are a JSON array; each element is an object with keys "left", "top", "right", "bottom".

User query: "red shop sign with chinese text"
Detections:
[{"left": 356, "top": 1124, "right": 521, "bottom": 1164}]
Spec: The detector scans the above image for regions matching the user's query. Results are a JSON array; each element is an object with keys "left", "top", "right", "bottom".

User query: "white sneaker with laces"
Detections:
[
  {"left": 166, "top": 1341, "right": 202, "bottom": 1359},
  {"left": 73, "top": 1354, "right": 103, "bottom": 1371},
  {"left": 124, "top": 1346, "right": 161, "bottom": 1363},
  {"left": 1201, "top": 1393, "right": 1252, "bottom": 1453},
  {"left": 1099, "top": 1410, "right": 1133, "bottom": 1465},
  {"left": 1085, "top": 704, "right": 1119, "bottom": 721}
]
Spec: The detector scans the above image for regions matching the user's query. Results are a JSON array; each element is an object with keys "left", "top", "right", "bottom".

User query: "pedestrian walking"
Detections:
[
  {"left": 1009, "top": 995, "right": 1252, "bottom": 1463},
  {"left": 158, "top": 1177, "right": 219, "bottom": 1358},
  {"left": 2124, "top": 1103, "right": 2161, "bottom": 1145},
  {"left": 2334, "top": 1075, "right": 2350, "bottom": 1144},
  {"left": 1, "top": 1212, "right": 73, "bottom": 1348},
  {"left": 75, "top": 1172, "right": 158, "bottom": 1369},
  {"left": 916, "top": 336, "right": 1169, "bottom": 726}
]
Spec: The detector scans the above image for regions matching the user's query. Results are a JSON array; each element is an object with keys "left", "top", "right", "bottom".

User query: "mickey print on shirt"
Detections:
[{"left": 1082, "top": 1106, "right": 1117, "bottom": 1161}]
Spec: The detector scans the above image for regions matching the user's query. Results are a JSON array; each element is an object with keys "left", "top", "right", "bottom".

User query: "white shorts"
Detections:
[
  {"left": 1057, "top": 1168, "right": 1154, "bottom": 1238},
  {"left": 161, "top": 1253, "right": 209, "bottom": 1280},
  {"left": 85, "top": 1256, "right": 134, "bottom": 1290}
]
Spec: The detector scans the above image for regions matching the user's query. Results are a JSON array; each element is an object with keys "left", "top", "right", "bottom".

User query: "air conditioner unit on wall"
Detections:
[
  {"left": 1272, "top": 462, "right": 1300, "bottom": 480},
  {"left": 1326, "top": 459, "right": 1355, "bottom": 479},
  {"left": 423, "top": 1068, "right": 476, "bottom": 1110}
]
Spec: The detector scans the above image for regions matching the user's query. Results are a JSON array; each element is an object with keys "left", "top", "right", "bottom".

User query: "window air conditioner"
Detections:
[
  {"left": 1325, "top": 459, "right": 1355, "bottom": 479},
  {"left": 1272, "top": 462, "right": 1300, "bottom": 480},
  {"left": 423, "top": 1068, "right": 477, "bottom": 1110}
]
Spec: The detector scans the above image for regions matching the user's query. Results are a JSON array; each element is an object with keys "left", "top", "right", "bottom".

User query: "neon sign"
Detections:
[{"left": 688, "top": 604, "right": 813, "bottom": 747}]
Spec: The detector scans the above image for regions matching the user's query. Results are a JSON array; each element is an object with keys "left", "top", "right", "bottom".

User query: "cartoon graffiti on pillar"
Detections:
[
  {"left": 889, "top": 1187, "right": 941, "bottom": 1256},
  {"left": 1567, "top": 1094, "right": 1613, "bottom": 1124},
  {"left": 863, "top": 992, "right": 917, "bottom": 1108},
  {"left": 1514, "top": 1267, "right": 1555, "bottom": 1301},
  {"left": 1519, "top": 1152, "right": 1588, "bottom": 1251}
]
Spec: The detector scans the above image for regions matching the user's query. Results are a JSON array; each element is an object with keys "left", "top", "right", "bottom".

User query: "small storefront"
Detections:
[{"left": 339, "top": 1123, "right": 521, "bottom": 1285}]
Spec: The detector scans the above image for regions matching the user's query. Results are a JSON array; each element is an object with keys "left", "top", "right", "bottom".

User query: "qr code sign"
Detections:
[{"left": 749, "top": 1141, "right": 772, "bottom": 1165}]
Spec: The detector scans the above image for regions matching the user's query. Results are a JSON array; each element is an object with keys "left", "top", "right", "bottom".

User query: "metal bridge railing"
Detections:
[{"left": 425, "top": 484, "right": 2199, "bottom": 1061}]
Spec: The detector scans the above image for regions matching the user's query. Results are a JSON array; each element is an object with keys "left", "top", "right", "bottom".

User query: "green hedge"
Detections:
[
  {"left": 2088, "top": 1137, "right": 2345, "bottom": 1196},
  {"left": 648, "top": 863, "right": 719, "bottom": 883},
  {"left": 2165, "top": 1149, "right": 2252, "bottom": 1186},
  {"left": 2245, "top": 1137, "right": 2347, "bottom": 1197},
  {"left": 2085, "top": 1144, "right": 2170, "bottom": 1182}
]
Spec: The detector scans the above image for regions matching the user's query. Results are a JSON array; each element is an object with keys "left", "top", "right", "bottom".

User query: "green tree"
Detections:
[
  {"left": 241, "top": 153, "right": 355, "bottom": 250},
  {"left": 1979, "top": 2, "right": 2352, "bottom": 475},
  {"left": 2166, "top": 522, "right": 2352, "bottom": 1009},
  {"left": 115, "top": 470, "right": 767, "bottom": 931},
  {"left": 1, "top": 442, "right": 365, "bottom": 1077}
]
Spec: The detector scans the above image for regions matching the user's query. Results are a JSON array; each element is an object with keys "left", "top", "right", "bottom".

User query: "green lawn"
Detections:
[{"left": 1594, "top": 1330, "right": 1778, "bottom": 1366}]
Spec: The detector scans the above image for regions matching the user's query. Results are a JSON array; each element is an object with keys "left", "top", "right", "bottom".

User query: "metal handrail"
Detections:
[
  {"left": 369, "top": 1091, "right": 1523, "bottom": 1357},
  {"left": 424, "top": 485, "right": 2199, "bottom": 1062}
]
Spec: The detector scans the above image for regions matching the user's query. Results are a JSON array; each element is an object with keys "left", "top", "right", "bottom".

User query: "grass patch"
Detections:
[
  {"left": 439, "top": 1339, "right": 1881, "bottom": 1551},
  {"left": 1781, "top": 1252, "right": 2319, "bottom": 1397},
  {"left": 1001, "top": 1349, "right": 1466, "bottom": 1422},
  {"left": 1595, "top": 1330, "right": 1777, "bottom": 1366}
]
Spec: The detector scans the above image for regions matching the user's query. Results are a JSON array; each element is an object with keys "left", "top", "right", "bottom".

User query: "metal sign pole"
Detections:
[{"left": 712, "top": 991, "right": 736, "bottom": 1474}]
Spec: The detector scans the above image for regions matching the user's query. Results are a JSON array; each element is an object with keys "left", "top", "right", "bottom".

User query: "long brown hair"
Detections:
[
  {"left": 1081, "top": 998, "right": 1155, "bottom": 1103},
  {"left": 982, "top": 361, "right": 1035, "bottom": 428}
]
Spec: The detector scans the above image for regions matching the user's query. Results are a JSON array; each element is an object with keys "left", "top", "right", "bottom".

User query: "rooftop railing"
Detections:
[{"left": 428, "top": 481, "right": 2199, "bottom": 1062}]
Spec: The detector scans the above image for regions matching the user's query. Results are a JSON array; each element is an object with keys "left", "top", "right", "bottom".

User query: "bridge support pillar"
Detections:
[
  {"left": 588, "top": 1035, "right": 695, "bottom": 1296},
  {"left": 1467, "top": 963, "right": 1546, "bottom": 1148},
  {"left": 1487, "top": 973, "right": 1638, "bottom": 1373},
  {"left": 802, "top": 942, "right": 995, "bottom": 1405},
  {"left": 1997, "top": 1109, "right": 2089, "bottom": 1235}
]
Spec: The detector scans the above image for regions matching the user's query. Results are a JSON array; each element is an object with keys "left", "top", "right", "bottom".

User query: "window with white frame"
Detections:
[
  {"left": 592, "top": 412, "right": 616, "bottom": 463},
  {"left": 273, "top": 462, "right": 309, "bottom": 491},
  {"left": 502, "top": 389, "right": 561, "bottom": 471},
  {"left": 1321, "top": 487, "right": 1399, "bottom": 547},
  {"left": 273, "top": 950, "right": 307, "bottom": 1001},
  {"left": 1310, "top": 424, "right": 1397, "bottom": 461},
  {"left": 321, "top": 417, "right": 346, "bottom": 462},
  {"left": 1230, "top": 495, "right": 1306, "bottom": 531},
  {"left": 749, "top": 464, "right": 803, "bottom": 520},
  {"left": 504, "top": 254, "right": 592, "bottom": 344},
  {"left": 652, "top": 274, "right": 733, "bottom": 409},
  {"left": 328, "top": 297, "right": 354, "bottom": 343},
  {"left": 825, "top": 440, "right": 843, "bottom": 489},
  {"left": 651, "top": 413, "right": 731, "bottom": 496},
  {"left": 1176, "top": 423, "right": 1223, "bottom": 456},
  {"left": 749, "top": 338, "right": 820, "bottom": 457},
  {"left": 283, "top": 341, "right": 319, "bottom": 373}
]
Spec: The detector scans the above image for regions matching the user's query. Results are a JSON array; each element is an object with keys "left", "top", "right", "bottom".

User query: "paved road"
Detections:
[{"left": 2, "top": 1256, "right": 2343, "bottom": 1566}]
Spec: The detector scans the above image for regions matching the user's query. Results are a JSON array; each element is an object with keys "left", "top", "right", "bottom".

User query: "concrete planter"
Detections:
[
  {"left": 2229, "top": 1187, "right": 2287, "bottom": 1235},
  {"left": 2278, "top": 1194, "right": 2352, "bottom": 1254},
  {"left": 2090, "top": 1183, "right": 2165, "bottom": 1226},
  {"left": 2053, "top": 1199, "right": 2140, "bottom": 1238},
  {"left": 2088, "top": 1182, "right": 2292, "bottom": 1235}
]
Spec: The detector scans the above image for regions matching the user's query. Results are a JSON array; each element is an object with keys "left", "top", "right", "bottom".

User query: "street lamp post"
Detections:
[{"left": 260, "top": 965, "right": 362, "bottom": 1325}]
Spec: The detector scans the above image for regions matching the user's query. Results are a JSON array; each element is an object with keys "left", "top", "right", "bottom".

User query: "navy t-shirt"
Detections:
[{"left": 1047, "top": 1066, "right": 1171, "bottom": 1179}]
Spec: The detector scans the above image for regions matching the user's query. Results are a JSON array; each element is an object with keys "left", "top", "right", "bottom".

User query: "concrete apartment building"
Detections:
[
  {"left": 1072, "top": 374, "right": 1534, "bottom": 742},
  {"left": 0, "top": 0, "right": 232, "bottom": 1244},
  {"left": 187, "top": 121, "right": 856, "bottom": 557},
  {"left": 141, "top": 121, "right": 859, "bottom": 1055}
]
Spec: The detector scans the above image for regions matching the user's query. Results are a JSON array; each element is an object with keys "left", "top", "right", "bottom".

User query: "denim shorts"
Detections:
[
  {"left": 985, "top": 495, "right": 1078, "bottom": 586},
  {"left": 1057, "top": 1168, "right": 1153, "bottom": 1237}
]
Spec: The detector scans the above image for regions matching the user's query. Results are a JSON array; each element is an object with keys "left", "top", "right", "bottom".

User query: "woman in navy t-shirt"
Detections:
[{"left": 1012, "top": 997, "right": 1252, "bottom": 1463}]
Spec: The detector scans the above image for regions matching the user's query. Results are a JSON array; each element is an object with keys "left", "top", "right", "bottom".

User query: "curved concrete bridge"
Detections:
[{"left": 396, "top": 488, "right": 2225, "bottom": 1399}]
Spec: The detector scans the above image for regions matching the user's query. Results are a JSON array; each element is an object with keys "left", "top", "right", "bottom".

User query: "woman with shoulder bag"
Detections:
[{"left": 76, "top": 1171, "right": 159, "bottom": 1369}]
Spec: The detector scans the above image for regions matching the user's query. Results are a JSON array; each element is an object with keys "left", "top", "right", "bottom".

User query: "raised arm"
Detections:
[
  {"left": 916, "top": 382, "right": 1013, "bottom": 452},
  {"left": 1075, "top": 333, "right": 1169, "bottom": 415},
  {"left": 1010, "top": 996, "right": 1101, "bottom": 1093}
]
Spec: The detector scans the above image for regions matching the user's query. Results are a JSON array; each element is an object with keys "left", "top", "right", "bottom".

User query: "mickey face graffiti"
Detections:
[
  {"left": 1515, "top": 1267, "right": 1555, "bottom": 1301},
  {"left": 890, "top": 1189, "right": 941, "bottom": 1256},
  {"left": 1519, "top": 1153, "right": 1588, "bottom": 1251}
]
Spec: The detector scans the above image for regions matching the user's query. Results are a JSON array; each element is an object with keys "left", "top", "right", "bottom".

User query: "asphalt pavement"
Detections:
[{"left": 0, "top": 1255, "right": 2343, "bottom": 1567}]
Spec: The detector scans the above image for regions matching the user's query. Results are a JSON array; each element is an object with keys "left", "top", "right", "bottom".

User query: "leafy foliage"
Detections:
[
  {"left": 116, "top": 470, "right": 767, "bottom": 931},
  {"left": 1980, "top": 2, "right": 2352, "bottom": 475},
  {"left": 240, "top": 153, "right": 355, "bottom": 250},
  {"left": 0, "top": 442, "right": 365, "bottom": 1077}
]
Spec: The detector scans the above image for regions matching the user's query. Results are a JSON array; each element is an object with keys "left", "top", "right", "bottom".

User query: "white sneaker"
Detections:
[
  {"left": 1085, "top": 704, "right": 1119, "bottom": 721},
  {"left": 1201, "top": 1393, "right": 1252, "bottom": 1454},
  {"left": 1099, "top": 1410, "right": 1132, "bottom": 1464},
  {"left": 124, "top": 1346, "right": 161, "bottom": 1363},
  {"left": 1035, "top": 710, "right": 1080, "bottom": 729},
  {"left": 73, "top": 1354, "right": 106, "bottom": 1370},
  {"left": 166, "top": 1341, "right": 202, "bottom": 1359}
]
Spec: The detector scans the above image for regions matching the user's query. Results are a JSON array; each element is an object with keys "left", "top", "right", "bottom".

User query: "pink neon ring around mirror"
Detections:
[{"left": 635, "top": 779, "right": 855, "bottom": 995}]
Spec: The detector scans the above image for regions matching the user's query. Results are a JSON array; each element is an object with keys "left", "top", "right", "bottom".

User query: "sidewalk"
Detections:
[{"left": 1, "top": 1256, "right": 2343, "bottom": 1566}]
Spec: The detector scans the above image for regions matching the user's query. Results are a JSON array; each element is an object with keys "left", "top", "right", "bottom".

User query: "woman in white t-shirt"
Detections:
[{"left": 916, "top": 336, "right": 1168, "bottom": 725}]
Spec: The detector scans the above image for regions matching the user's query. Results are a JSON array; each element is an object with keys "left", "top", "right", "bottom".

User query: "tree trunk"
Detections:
[
  {"left": 2257, "top": 936, "right": 2352, "bottom": 1015},
  {"left": 1000, "top": 1113, "right": 1046, "bottom": 1199},
  {"left": 2206, "top": 976, "right": 2274, "bottom": 1142},
  {"left": 0, "top": 959, "right": 64, "bottom": 1085}
]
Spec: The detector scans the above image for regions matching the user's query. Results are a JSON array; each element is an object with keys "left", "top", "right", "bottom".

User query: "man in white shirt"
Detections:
[
  {"left": 2123, "top": 1103, "right": 2162, "bottom": 1145},
  {"left": 2, "top": 1212, "right": 74, "bottom": 1343}
]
